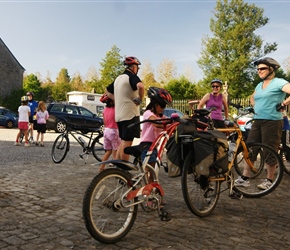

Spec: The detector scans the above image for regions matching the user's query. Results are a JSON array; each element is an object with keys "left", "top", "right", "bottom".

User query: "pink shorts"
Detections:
[
  {"left": 18, "top": 122, "right": 29, "bottom": 130},
  {"left": 103, "top": 128, "right": 121, "bottom": 150}
]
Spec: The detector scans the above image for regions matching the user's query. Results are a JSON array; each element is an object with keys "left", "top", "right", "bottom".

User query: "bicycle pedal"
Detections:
[{"left": 159, "top": 208, "right": 171, "bottom": 222}]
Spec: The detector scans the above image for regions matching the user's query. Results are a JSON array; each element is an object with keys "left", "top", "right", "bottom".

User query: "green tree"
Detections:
[
  {"left": 23, "top": 73, "right": 42, "bottom": 99},
  {"left": 99, "top": 45, "right": 124, "bottom": 88},
  {"left": 165, "top": 76, "right": 196, "bottom": 100},
  {"left": 198, "top": 0, "right": 277, "bottom": 98},
  {"left": 52, "top": 68, "right": 71, "bottom": 101}
]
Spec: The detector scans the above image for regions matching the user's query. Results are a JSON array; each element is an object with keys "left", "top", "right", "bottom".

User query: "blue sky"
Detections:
[{"left": 1, "top": 0, "right": 290, "bottom": 82}]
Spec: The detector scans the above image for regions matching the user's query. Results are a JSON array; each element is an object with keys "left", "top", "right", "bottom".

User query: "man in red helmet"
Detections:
[{"left": 106, "top": 56, "right": 145, "bottom": 161}]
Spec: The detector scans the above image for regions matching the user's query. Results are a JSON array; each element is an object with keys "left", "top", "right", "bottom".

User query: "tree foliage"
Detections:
[
  {"left": 165, "top": 76, "right": 196, "bottom": 100},
  {"left": 52, "top": 68, "right": 71, "bottom": 101},
  {"left": 139, "top": 60, "right": 160, "bottom": 91},
  {"left": 197, "top": 0, "right": 277, "bottom": 98},
  {"left": 156, "top": 58, "right": 177, "bottom": 86},
  {"left": 99, "top": 45, "right": 124, "bottom": 88}
]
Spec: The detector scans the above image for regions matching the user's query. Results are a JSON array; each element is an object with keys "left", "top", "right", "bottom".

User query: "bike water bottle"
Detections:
[
  {"left": 228, "top": 141, "right": 236, "bottom": 162},
  {"left": 78, "top": 136, "right": 87, "bottom": 148}
]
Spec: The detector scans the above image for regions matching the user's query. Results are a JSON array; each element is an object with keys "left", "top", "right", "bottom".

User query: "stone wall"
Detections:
[{"left": 0, "top": 38, "right": 25, "bottom": 99}]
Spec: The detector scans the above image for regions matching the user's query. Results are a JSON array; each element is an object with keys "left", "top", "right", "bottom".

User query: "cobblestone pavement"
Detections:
[{"left": 1, "top": 127, "right": 290, "bottom": 250}]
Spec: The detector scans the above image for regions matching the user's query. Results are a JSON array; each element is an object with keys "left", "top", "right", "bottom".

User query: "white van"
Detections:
[{"left": 66, "top": 91, "right": 105, "bottom": 116}]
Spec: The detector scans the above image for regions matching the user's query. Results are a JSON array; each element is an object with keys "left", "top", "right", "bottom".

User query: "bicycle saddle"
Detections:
[
  {"left": 124, "top": 144, "right": 145, "bottom": 158},
  {"left": 194, "top": 108, "right": 211, "bottom": 116}
]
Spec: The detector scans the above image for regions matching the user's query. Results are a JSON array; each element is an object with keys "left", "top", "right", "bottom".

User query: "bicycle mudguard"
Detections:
[
  {"left": 126, "top": 182, "right": 165, "bottom": 201},
  {"left": 93, "top": 160, "right": 139, "bottom": 171}
]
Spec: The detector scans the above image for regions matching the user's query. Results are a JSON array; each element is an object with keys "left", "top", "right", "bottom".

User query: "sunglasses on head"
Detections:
[
  {"left": 212, "top": 85, "right": 220, "bottom": 88},
  {"left": 257, "top": 67, "right": 268, "bottom": 72}
]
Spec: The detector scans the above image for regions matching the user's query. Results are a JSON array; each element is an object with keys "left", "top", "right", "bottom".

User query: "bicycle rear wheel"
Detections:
[
  {"left": 233, "top": 142, "right": 284, "bottom": 198},
  {"left": 51, "top": 134, "right": 69, "bottom": 163},
  {"left": 182, "top": 153, "right": 221, "bottom": 217},
  {"left": 83, "top": 168, "right": 138, "bottom": 244},
  {"left": 279, "top": 148, "right": 290, "bottom": 175},
  {"left": 92, "top": 133, "right": 105, "bottom": 161}
]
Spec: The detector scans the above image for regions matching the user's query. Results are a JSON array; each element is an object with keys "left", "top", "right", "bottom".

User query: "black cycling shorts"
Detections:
[{"left": 117, "top": 116, "right": 140, "bottom": 141}]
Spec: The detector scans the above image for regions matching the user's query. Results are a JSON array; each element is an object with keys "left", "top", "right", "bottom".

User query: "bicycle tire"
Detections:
[
  {"left": 92, "top": 133, "right": 105, "bottom": 162},
  {"left": 51, "top": 134, "right": 69, "bottom": 163},
  {"left": 233, "top": 142, "right": 284, "bottom": 198},
  {"left": 280, "top": 150, "right": 290, "bottom": 175},
  {"left": 181, "top": 153, "right": 221, "bottom": 217},
  {"left": 234, "top": 145, "right": 264, "bottom": 178},
  {"left": 83, "top": 168, "right": 138, "bottom": 244}
]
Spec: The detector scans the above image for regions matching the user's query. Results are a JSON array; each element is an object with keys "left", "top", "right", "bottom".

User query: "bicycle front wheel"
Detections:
[
  {"left": 51, "top": 134, "right": 69, "bottom": 163},
  {"left": 92, "top": 133, "right": 105, "bottom": 162},
  {"left": 233, "top": 142, "right": 284, "bottom": 198},
  {"left": 182, "top": 153, "right": 221, "bottom": 217},
  {"left": 83, "top": 168, "right": 138, "bottom": 244}
]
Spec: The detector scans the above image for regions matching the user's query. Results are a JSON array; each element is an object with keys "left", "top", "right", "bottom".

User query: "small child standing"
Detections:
[
  {"left": 99, "top": 93, "right": 121, "bottom": 172},
  {"left": 35, "top": 101, "right": 49, "bottom": 147},
  {"left": 15, "top": 96, "right": 31, "bottom": 147}
]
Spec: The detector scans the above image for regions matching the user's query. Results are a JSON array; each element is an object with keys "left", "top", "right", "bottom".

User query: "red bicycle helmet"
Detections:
[
  {"left": 100, "top": 93, "right": 110, "bottom": 103},
  {"left": 148, "top": 87, "right": 172, "bottom": 106},
  {"left": 123, "top": 56, "right": 141, "bottom": 66},
  {"left": 254, "top": 57, "right": 280, "bottom": 70}
]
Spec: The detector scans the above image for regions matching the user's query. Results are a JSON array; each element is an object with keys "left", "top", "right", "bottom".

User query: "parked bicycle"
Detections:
[
  {"left": 51, "top": 122, "right": 104, "bottom": 163},
  {"left": 181, "top": 109, "right": 284, "bottom": 217},
  {"left": 82, "top": 114, "right": 198, "bottom": 243}
]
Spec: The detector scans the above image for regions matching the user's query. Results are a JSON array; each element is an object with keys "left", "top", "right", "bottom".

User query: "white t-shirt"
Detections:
[{"left": 18, "top": 105, "right": 30, "bottom": 122}]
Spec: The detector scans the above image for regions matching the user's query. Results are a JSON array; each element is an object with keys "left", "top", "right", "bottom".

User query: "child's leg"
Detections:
[
  {"left": 16, "top": 130, "right": 21, "bottom": 142},
  {"left": 40, "top": 133, "right": 44, "bottom": 143},
  {"left": 24, "top": 129, "right": 29, "bottom": 143},
  {"left": 99, "top": 150, "right": 112, "bottom": 172}
]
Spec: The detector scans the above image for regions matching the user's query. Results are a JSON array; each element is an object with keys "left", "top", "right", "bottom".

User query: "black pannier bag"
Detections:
[
  {"left": 165, "top": 121, "right": 197, "bottom": 177},
  {"left": 193, "top": 130, "right": 229, "bottom": 176}
]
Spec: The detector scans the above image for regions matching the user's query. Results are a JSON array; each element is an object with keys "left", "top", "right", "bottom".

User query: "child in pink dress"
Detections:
[{"left": 99, "top": 94, "right": 121, "bottom": 172}]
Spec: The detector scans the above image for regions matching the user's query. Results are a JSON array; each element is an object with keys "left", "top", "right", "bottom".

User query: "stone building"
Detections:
[{"left": 0, "top": 38, "right": 25, "bottom": 99}]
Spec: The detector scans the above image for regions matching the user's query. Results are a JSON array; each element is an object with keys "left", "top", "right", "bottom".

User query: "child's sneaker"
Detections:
[
  {"left": 14, "top": 142, "right": 20, "bottom": 146},
  {"left": 40, "top": 143, "right": 44, "bottom": 147},
  {"left": 234, "top": 176, "right": 250, "bottom": 187},
  {"left": 35, "top": 142, "right": 39, "bottom": 146},
  {"left": 24, "top": 142, "right": 30, "bottom": 147}
]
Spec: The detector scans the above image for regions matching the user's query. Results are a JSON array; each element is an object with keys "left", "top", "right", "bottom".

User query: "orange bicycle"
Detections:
[{"left": 181, "top": 116, "right": 284, "bottom": 217}]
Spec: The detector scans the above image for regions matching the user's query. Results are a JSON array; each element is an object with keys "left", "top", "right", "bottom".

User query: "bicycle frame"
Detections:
[{"left": 208, "top": 124, "right": 257, "bottom": 183}]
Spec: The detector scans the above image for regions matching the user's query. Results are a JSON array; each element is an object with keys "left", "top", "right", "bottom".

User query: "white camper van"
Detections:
[{"left": 66, "top": 91, "right": 105, "bottom": 116}]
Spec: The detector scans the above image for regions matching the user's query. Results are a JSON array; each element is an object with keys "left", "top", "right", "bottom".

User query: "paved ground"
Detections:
[{"left": 1, "top": 127, "right": 290, "bottom": 250}]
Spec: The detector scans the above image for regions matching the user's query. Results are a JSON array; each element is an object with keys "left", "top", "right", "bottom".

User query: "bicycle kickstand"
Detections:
[
  {"left": 79, "top": 151, "right": 89, "bottom": 164},
  {"left": 228, "top": 175, "right": 243, "bottom": 200}
]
